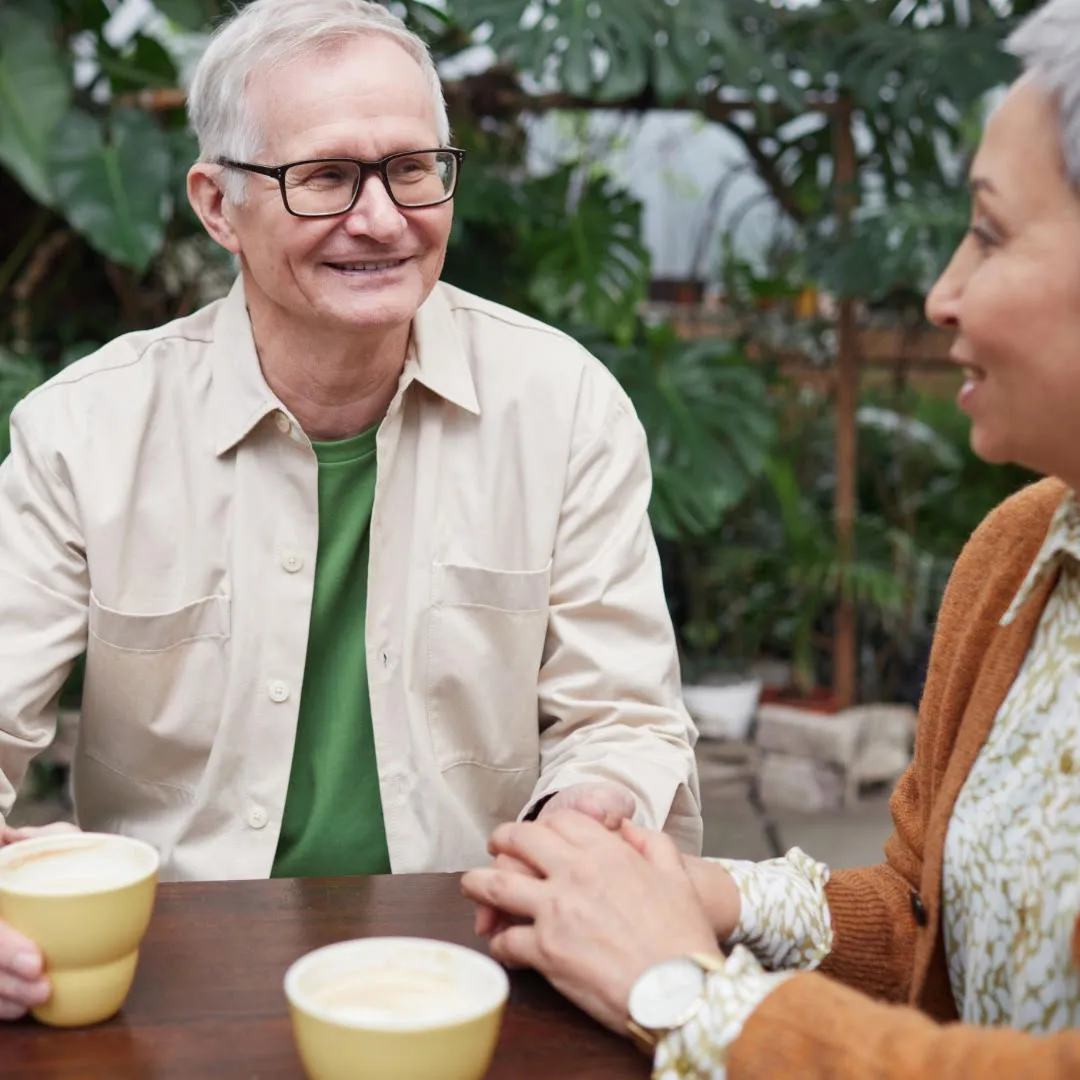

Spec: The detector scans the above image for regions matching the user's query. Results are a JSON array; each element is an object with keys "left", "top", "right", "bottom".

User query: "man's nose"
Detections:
[{"left": 342, "top": 174, "right": 407, "bottom": 243}]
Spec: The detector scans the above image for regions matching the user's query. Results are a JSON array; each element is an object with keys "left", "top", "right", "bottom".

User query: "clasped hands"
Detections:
[{"left": 461, "top": 781, "right": 739, "bottom": 1034}]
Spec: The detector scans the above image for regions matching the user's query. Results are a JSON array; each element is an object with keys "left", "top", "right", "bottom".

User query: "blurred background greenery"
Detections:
[{"left": 0, "top": 0, "right": 1040, "bottom": 711}]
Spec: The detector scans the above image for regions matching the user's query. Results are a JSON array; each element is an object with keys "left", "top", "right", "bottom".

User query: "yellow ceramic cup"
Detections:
[
  {"left": 0, "top": 831, "right": 159, "bottom": 1027},
  {"left": 285, "top": 937, "right": 509, "bottom": 1080}
]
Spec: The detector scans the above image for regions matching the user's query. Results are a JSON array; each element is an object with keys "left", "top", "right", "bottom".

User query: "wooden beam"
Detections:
[{"left": 117, "top": 76, "right": 843, "bottom": 122}]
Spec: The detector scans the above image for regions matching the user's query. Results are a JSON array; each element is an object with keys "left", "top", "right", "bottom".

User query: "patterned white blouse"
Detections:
[{"left": 654, "top": 491, "right": 1080, "bottom": 1078}]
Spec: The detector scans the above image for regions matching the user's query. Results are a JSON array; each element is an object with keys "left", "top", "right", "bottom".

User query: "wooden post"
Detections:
[{"left": 833, "top": 99, "right": 858, "bottom": 709}]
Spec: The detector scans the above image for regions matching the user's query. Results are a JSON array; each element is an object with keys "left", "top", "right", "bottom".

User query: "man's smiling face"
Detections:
[{"left": 220, "top": 33, "right": 453, "bottom": 340}]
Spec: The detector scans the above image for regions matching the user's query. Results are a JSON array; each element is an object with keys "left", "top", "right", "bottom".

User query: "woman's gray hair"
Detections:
[
  {"left": 186, "top": 0, "right": 450, "bottom": 203},
  {"left": 1007, "top": 0, "right": 1080, "bottom": 187}
]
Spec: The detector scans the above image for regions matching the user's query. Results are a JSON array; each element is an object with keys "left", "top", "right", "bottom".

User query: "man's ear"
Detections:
[{"left": 187, "top": 163, "right": 242, "bottom": 255}]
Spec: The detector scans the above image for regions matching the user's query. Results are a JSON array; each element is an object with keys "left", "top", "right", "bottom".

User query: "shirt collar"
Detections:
[
  {"left": 208, "top": 278, "right": 283, "bottom": 456},
  {"left": 209, "top": 278, "right": 480, "bottom": 457},
  {"left": 1001, "top": 488, "right": 1080, "bottom": 625},
  {"left": 407, "top": 283, "right": 480, "bottom": 416}
]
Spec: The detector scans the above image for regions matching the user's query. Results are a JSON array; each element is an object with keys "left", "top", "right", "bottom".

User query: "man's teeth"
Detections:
[{"left": 334, "top": 260, "right": 402, "bottom": 271}]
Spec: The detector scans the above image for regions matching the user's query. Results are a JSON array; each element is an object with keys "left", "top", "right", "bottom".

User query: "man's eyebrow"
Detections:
[{"left": 969, "top": 176, "right": 998, "bottom": 195}]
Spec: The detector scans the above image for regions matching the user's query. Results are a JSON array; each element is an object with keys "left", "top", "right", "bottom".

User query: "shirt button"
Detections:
[
  {"left": 268, "top": 680, "right": 290, "bottom": 703},
  {"left": 282, "top": 551, "right": 304, "bottom": 573},
  {"left": 275, "top": 412, "right": 291, "bottom": 434},
  {"left": 247, "top": 805, "right": 268, "bottom": 829},
  {"left": 1061, "top": 749, "right": 1076, "bottom": 775}
]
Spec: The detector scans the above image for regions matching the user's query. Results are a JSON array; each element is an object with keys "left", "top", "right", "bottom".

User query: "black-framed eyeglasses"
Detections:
[{"left": 216, "top": 148, "right": 466, "bottom": 217}]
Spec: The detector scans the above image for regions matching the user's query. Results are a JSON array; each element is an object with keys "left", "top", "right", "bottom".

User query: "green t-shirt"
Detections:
[{"left": 270, "top": 427, "right": 391, "bottom": 878}]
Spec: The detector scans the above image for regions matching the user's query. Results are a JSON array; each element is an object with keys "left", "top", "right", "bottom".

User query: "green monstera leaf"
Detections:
[
  {"left": 0, "top": 9, "right": 72, "bottom": 205},
  {"left": 521, "top": 167, "right": 651, "bottom": 345},
  {"left": 452, "top": 0, "right": 656, "bottom": 100},
  {"left": 591, "top": 327, "right": 776, "bottom": 540},
  {"left": 50, "top": 109, "right": 173, "bottom": 273}
]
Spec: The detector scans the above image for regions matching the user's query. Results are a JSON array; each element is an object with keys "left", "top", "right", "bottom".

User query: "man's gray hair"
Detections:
[
  {"left": 187, "top": 0, "right": 450, "bottom": 203},
  {"left": 1007, "top": 0, "right": 1080, "bottom": 187}
]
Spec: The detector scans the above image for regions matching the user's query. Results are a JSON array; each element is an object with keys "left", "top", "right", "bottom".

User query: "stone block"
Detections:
[
  {"left": 759, "top": 751, "right": 844, "bottom": 813},
  {"left": 839, "top": 704, "right": 916, "bottom": 751},
  {"left": 756, "top": 704, "right": 863, "bottom": 768}
]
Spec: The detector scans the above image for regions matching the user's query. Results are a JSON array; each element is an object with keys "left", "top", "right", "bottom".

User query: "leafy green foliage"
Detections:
[
  {"left": 0, "top": 9, "right": 71, "bottom": 205},
  {"left": 51, "top": 109, "right": 173, "bottom": 272},
  {"left": 451, "top": 0, "right": 657, "bottom": 99},
  {"left": 590, "top": 325, "right": 775, "bottom": 540},
  {"left": 520, "top": 169, "right": 650, "bottom": 345},
  {"left": 0, "top": 350, "right": 46, "bottom": 460}
]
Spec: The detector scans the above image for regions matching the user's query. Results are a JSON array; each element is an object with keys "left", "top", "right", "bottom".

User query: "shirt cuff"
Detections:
[
  {"left": 710, "top": 847, "right": 833, "bottom": 971},
  {"left": 652, "top": 945, "right": 793, "bottom": 1080}
]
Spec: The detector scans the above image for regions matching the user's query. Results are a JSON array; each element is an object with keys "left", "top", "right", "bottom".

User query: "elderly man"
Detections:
[{"left": 0, "top": 0, "right": 700, "bottom": 1020}]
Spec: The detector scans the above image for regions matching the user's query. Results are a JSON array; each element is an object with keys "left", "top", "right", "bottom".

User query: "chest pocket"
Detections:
[
  {"left": 81, "top": 592, "right": 231, "bottom": 792},
  {"left": 426, "top": 561, "right": 550, "bottom": 771}
]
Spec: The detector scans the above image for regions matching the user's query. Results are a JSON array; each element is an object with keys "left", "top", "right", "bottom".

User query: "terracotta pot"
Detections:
[{"left": 759, "top": 686, "right": 842, "bottom": 714}]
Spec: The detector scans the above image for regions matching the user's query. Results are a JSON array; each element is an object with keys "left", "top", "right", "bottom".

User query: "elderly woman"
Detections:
[{"left": 461, "top": 1, "right": 1080, "bottom": 1076}]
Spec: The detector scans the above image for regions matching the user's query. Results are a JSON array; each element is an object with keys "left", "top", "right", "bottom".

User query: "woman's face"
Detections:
[{"left": 926, "top": 78, "right": 1080, "bottom": 482}]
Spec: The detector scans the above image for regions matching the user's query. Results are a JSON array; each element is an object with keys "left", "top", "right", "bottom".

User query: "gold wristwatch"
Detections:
[{"left": 626, "top": 951, "right": 726, "bottom": 1054}]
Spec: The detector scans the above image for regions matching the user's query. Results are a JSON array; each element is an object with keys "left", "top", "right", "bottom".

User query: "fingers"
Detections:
[
  {"left": 487, "top": 820, "right": 577, "bottom": 875},
  {"left": 0, "top": 999, "right": 28, "bottom": 1021},
  {"left": 474, "top": 852, "right": 540, "bottom": 938},
  {"left": 0, "top": 924, "right": 49, "bottom": 1020},
  {"left": 0, "top": 923, "right": 42, "bottom": 981},
  {"left": 539, "top": 783, "right": 636, "bottom": 831},
  {"left": 0, "top": 970, "right": 49, "bottom": 1015},
  {"left": 475, "top": 902, "right": 499, "bottom": 938},
  {"left": 0, "top": 822, "right": 80, "bottom": 847},
  {"left": 487, "top": 923, "right": 542, "bottom": 972},
  {"left": 461, "top": 866, "right": 546, "bottom": 922},
  {"left": 619, "top": 820, "right": 683, "bottom": 872},
  {"left": 584, "top": 786, "right": 636, "bottom": 829}
]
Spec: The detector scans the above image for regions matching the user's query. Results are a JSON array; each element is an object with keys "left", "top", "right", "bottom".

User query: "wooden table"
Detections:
[{"left": 6, "top": 874, "right": 647, "bottom": 1079}]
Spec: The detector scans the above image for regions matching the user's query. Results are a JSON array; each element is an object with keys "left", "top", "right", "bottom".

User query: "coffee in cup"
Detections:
[
  {"left": 285, "top": 936, "right": 509, "bottom": 1080},
  {"left": 0, "top": 831, "right": 160, "bottom": 1027}
]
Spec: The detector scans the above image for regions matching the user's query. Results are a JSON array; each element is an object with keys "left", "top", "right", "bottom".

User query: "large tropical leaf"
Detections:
[
  {"left": 594, "top": 327, "right": 775, "bottom": 540},
  {"left": 50, "top": 109, "right": 172, "bottom": 273},
  {"left": 521, "top": 168, "right": 651, "bottom": 345},
  {"left": 658, "top": 0, "right": 805, "bottom": 112},
  {"left": 451, "top": 0, "right": 656, "bottom": 100},
  {"left": 0, "top": 9, "right": 71, "bottom": 205},
  {"left": 153, "top": 0, "right": 226, "bottom": 29}
]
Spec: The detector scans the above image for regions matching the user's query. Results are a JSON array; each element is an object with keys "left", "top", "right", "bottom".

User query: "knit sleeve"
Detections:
[{"left": 726, "top": 967, "right": 1080, "bottom": 1080}]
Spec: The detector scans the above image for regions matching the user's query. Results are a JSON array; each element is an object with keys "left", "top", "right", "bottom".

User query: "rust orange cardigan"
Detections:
[{"left": 729, "top": 477, "right": 1080, "bottom": 1078}]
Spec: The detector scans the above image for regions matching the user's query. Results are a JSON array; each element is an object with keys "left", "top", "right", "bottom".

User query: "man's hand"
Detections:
[
  {"left": 0, "top": 822, "right": 80, "bottom": 1020},
  {"left": 535, "top": 782, "right": 636, "bottom": 830},
  {"left": 461, "top": 810, "right": 719, "bottom": 1033},
  {"left": 474, "top": 783, "right": 636, "bottom": 945}
]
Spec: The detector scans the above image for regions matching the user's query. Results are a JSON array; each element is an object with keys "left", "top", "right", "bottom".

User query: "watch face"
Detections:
[{"left": 628, "top": 956, "right": 707, "bottom": 1031}]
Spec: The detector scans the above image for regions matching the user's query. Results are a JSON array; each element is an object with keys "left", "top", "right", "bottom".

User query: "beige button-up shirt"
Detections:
[{"left": 0, "top": 279, "right": 701, "bottom": 880}]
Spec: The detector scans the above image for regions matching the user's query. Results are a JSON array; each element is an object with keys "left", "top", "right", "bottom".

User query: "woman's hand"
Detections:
[{"left": 462, "top": 810, "right": 720, "bottom": 1033}]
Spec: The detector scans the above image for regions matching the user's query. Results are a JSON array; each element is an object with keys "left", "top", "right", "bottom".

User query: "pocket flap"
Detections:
[
  {"left": 89, "top": 592, "right": 230, "bottom": 652},
  {"left": 433, "top": 561, "right": 551, "bottom": 612}
]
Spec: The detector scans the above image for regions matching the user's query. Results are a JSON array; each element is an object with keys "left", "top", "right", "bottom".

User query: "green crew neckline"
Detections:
[{"left": 310, "top": 425, "right": 378, "bottom": 465}]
